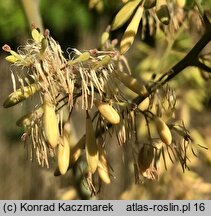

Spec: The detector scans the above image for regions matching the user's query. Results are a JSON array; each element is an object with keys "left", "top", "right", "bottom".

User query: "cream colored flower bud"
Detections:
[
  {"left": 58, "top": 135, "right": 70, "bottom": 175},
  {"left": 115, "top": 70, "right": 148, "bottom": 97},
  {"left": 97, "top": 151, "right": 111, "bottom": 184},
  {"left": 43, "top": 95, "right": 59, "bottom": 148},
  {"left": 54, "top": 136, "right": 84, "bottom": 177},
  {"left": 94, "top": 100, "right": 120, "bottom": 125},
  {"left": 155, "top": 117, "right": 172, "bottom": 145},
  {"left": 86, "top": 114, "right": 99, "bottom": 173}
]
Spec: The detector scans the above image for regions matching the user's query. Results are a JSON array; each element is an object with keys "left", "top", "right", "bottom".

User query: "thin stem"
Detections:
[{"left": 192, "top": 59, "right": 211, "bottom": 73}]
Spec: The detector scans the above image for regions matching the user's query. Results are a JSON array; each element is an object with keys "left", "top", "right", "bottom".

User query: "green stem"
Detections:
[{"left": 21, "top": 0, "right": 44, "bottom": 32}]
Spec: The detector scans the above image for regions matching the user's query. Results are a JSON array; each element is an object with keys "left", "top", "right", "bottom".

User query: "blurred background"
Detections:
[{"left": 0, "top": 0, "right": 211, "bottom": 200}]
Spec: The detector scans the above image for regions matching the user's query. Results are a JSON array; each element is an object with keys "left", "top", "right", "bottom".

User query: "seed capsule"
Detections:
[
  {"left": 115, "top": 70, "right": 148, "bottom": 97},
  {"left": 58, "top": 135, "right": 70, "bottom": 175},
  {"left": 156, "top": 0, "right": 170, "bottom": 25},
  {"left": 43, "top": 95, "right": 59, "bottom": 148},
  {"left": 97, "top": 151, "right": 111, "bottom": 184},
  {"left": 85, "top": 113, "right": 99, "bottom": 173},
  {"left": 3, "top": 83, "right": 40, "bottom": 108},
  {"left": 94, "top": 100, "right": 120, "bottom": 125},
  {"left": 155, "top": 117, "right": 172, "bottom": 145}
]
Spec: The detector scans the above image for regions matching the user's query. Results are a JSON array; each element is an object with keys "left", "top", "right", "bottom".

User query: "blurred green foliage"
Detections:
[
  {"left": 0, "top": 0, "right": 96, "bottom": 45},
  {"left": 40, "top": 1, "right": 92, "bottom": 34},
  {"left": 0, "top": 0, "right": 26, "bottom": 41}
]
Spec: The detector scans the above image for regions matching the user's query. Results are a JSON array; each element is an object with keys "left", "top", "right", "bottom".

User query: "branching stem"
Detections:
[{"left": 133, "top": 14, "right": 211, "bottom": 105}]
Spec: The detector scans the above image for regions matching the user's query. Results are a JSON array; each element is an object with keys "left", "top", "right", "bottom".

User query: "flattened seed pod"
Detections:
[
  {"left": 97, "top": 151, "right": 111, "bottom": 184},
  {"left": 86, "top": 114, "right": 99, "bottom": 173},
  {"left": 58, "top": 135, "right": 70, "bottom": 175},
  {"left": 111, "top": 0, "right": 142, "bottom": 30},
  {"left": 155, "top": 117, "right": 172, "bottom": 145},
  {"left": 3, "top": 83, "right": 40, "bottom": 108},
  {"left": 120, "top": 6, "right": 144, "bottom": 54},
  {"left": 94, "top": 100, "right": 120, "bottom": 125},
  {"left": 43, "top": 95, "right": 59, "bottom": 148},
  {"left": 115, "top": 70, "right": 148, "bottom": 97},
  {"left": 156, "top": 0, "right": 170, "bottom": 25}
]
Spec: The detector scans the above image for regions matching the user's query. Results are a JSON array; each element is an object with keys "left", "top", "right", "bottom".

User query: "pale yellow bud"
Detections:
[
  {"left": 86, "top": 114, "right": 99, "bottom": 173},
  {"left": 97, "top": 151, "right": 111, "bottom": 184},
  {"left": 94, "top": 100, "right": 120, "bottom": 125},
  {"left": 43, "top": 95, "right": 59, "bottom": 148},
  {"left": 115, "top": 70, "right": 148, "bottom": 97},
  {"left": 155, "top": 117, "right": 172, "bottom": 145},
  {"left": 58, "top": 135, "right": 70, "bottom": 175}
]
